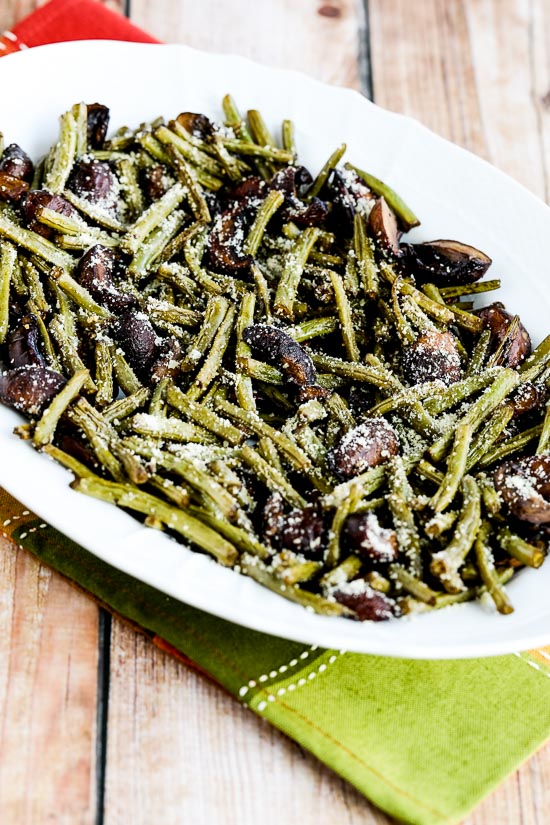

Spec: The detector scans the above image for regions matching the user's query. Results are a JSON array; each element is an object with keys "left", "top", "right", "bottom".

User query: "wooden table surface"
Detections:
[{"left": 1, "top": 1, "right": 550, "bottom": 823}]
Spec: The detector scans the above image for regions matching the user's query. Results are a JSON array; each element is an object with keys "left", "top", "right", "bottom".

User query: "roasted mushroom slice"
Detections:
[
  {"left": 324, "top": 168, "right": 374, "bottom": 236},
  {"left": 149, "top": 337, "right": 183, "bottom": 385},
  {"left": 0, "top": 143, "right": 34, "bottom": 182},
  {"left": 227, "top": 176, "right": 267, "bottom": 205},
  {"left": 7, "top": 314, "right": 46, "bottom": 368},
  {"left": 368, "top": 197, "right": 401, "bottom": 256},
  {"left": 207, "top": 176, "right": 275, "bottom": 273},
  {"left": 331, "top": 580, "right": 398, "bottom": 621},
  {"left": 56, "top": 422, "right": 101, "bottom": 472},
  {"left": 21, "top": 190, "right": 78, "bottom": 237},
  {"left": 112, "top": 310, "right": 158, "bottom": 376},
  {"left": 0, "top": 365, "right": 66, "bottom": 417},
  {"left": 290, "top": 198, "right": 328, "bottom": 228},
  {"left": 206, "top": 205, "right": 254, "bottom": 275},
  {"left": 76, "top": 245, "right": 136, "bottom": 314},
  {"left": 176, "top": 112, "right": 214, "bottom": 140},
  {"left": 494, "top": 455, "right": 550, "bottom": 525},
  {"left": 67, "top": 159, "right": 118, "bottom": 210},
  {"left": 262, "top": 491, "right": 285, "bottom": 542},
  {"left": 86, "top": 103, "right": 110, "bottom": 150},
  {"left": 141, "top": 164, "right": 169, "bottom": 203},
  {"left": 269, "top": 166, "right": 328, "bottom": 228},
  {"left": 242, "top": 324, "right": 328, "bottom": 401},
  {"left": 402, "top": 330, "right": 462, "bottom": 386},
  {"left": 262, "top": 495, "right": 326, "bottom": 558},
  {"left": 509, "top": 382, "right": 543, "bottom": 418},
  {"left": 408, "top": 240, "right": 492, "bottom": 286},
  {"left": 0, "top": 174, "right": 29, "bottom": 203},
  {"left": 477, "top": 302, "right": 531, "bottom": 368},
  {"left": 327, "top": 418, "right": 399, "bottom": 481},
  {"left": 342, "top": 512, "right": 399, "bottom": 563},
  {"left": 270, "top": 165, "right": 313, "bottom": 199}
]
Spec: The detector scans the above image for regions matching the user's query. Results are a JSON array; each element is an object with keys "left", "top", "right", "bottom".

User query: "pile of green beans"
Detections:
[{"left": 0, "top": 96, "right": 549, "bottom": 622}]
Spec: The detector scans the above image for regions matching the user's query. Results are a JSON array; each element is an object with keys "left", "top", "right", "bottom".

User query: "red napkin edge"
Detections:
[{"left": 2, "top": 0, "right": 159, "bottom": 57}]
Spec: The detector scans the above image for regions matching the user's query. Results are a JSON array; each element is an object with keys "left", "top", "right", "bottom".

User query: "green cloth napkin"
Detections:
[{"left": 2, "top": 486, "right": 550, "bottom": 825}]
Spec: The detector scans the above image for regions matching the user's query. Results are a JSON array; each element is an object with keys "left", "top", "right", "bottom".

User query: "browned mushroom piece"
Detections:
[
  {"left": 262, "top": 491, "right": 285, "bottom": 541},
  {"left": 175, "top": 112, "right": 214, "bottom": 140},
  {"left": 206, "top": 175, "right": 278, "bottom": 273},
  {"left": 269, "top": 166, "right": 328, "bottom": 228},
  {"left": 342, "top": 512, "right": 399, "bottom": 563},
  {"left": 327, "top": 418, "right": 399, "bottom": 481},
  {"left": 494, "top": 456, "right": 550, "bottom": 525},
  {"left": 0, "top": 143, "right": 34, "bottom": 182},
  {"left": 86, "top": 103, "right": 110, "bottom": 150},
  {"left": 295, "top": 384, "right": 332, "bottom": 403},
  {"left": 7, "top": 314, "right": 46, "bottom": 368},
  {"left": 331, "top": 580, "right": 398, "bottom": 621},
  {"left": 243, "top": 324, "right": 316, "bottom": 385},
  {"left": 509, "top": 382, "right": 543, "bottom": 418},
  {"left": 324, "top": 168, "right": 374, "bottom": 236},
  {"left": 66, "top": 159, "right": 118, "bottom": 210},
  {"left": 0, "top": 173, "right": 29, "bottom": 203},
  {"left": 302, "top": 269, "right": 335, "bottom": 305},
  {"left": 477, "top": 302, "right": 531, "bottom": 368},
  {"left": 290, "top": 198, "right": 328, "bottom": 228},
  {"left": 242, "top": 323, "right": 328, "bottom": 401},
  {"left": 76, "top": 245, "right": 136, "bottom": 314},
  {"left": 264, "top": 500, "right": 326, "bottom": 558},
  {"left": 112, "top": 310, "right": 158, "bottom": 376},
  {"left": 149, "top": 337, "right": 183, "bottom": 385},
  {"left": 368, "top": 197, "right": 401, "bottom": 256},
  {"left": 408, "top": 239, "right": 492, "bottom": 286},
  {"left": 206, "top": 205, "right": 254, "bottom": 275},
  {"left": 56, "top": 424, "right": 101, "bottom": 471},
  {"left": 270, "top": 165, "right": 314, "bottom": 199},
  {"left": 402, "top": 330, "right": 462, "bottom": 386},
  {"left": 141, "top": 164, "right": 169, "bottom": 203},
  {"left": 0, "top": 365, "right": 66, "bottom": 417},
  {"left": 227, "top": 176, "right": 267, "bottom": 204},
  {"left": 20, "top": 190, "right": 78, "bottom": 237}
]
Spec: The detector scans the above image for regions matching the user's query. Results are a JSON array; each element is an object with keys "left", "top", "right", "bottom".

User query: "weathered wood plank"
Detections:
[
  {"left": 0, "top": 0, "right": 124, "bottom": 34},
  {"left": 130, "top": 0, "right": 362, "bottom": 88},
  {"left": 463, "top": 0, "right": 550, "bottom": 199},
  {"left": 0, "top": 533, "right": 98, "bottom": 825},
  {"left": 104, "top": 2, "right": 386, "bottom": 823},
  {"left": 104, "top": 1, "right": 550, "bottom": 823},
  {"left": 104, "top": 621, "right": 387, "bottom": 825},
  {"left": 0, "top": 1, "right": 39, "bottom": 32},
  {"left": 369, "top": 0, "right": 486, "bottom": 154},
  {"left": 369, "top": 1, "right": 550, "bottom": 822},
  {"left": 0, "top": 2, "right": 123, "bottom": 821},
  {"left": 1, "top": 1, "right": 549, "bottom": 824}
]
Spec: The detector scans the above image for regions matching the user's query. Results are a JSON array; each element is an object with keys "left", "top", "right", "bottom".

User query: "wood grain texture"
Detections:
[
  {"left": 370, "top": 1, "right": 550, "bottom": 822},
  {"left": 463, "top": 0, "right": 550, "bottom": 200},
  {"left": 369, "top": 0, "right": 486, "bottom": 154},
  {"left": 1, "top": 1, "right": 550, "bottom": 824},
  {"left": 130, "top": 0, "right": 362, "bottom": 88},
  {"left": 107, "top": 1, "right": 550, "bottom": 823},
  {"left": 103, "top": 2, "right": 383, "bottom": 822},
  {"left": 0, "top": 6, "right": 120, "bottom": 824},
  {"left": 104, "top": 621, "right": 388, "bottom": 825},
  {"left": 0, "top": 1, "right": 41, "bottom": 32},
  {"left": 0, "top": 0, "right": 123, "bottom": 33},
  {"left": 0, "top": 534, "right": 98, "bottom": 825}
]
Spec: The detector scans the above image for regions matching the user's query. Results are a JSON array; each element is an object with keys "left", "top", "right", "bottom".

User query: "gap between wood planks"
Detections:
[{"left": 95, "top": 610, "right": 111, "bottom": 825}]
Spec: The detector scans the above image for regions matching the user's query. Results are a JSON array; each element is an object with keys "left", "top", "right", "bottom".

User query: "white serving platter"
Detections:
[{"left": 1, "top": 40, "right": 550, "bottom": 659}]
